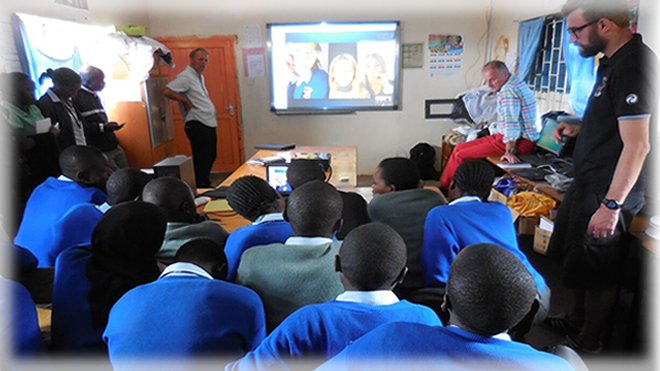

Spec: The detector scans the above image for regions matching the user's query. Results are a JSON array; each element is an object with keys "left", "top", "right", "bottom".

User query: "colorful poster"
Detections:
[{"left": 428, "top": 34, "right": 463, "bottom": 77}]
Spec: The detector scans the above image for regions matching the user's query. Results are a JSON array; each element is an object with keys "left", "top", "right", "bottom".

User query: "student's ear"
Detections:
[
  {"left": 334, "top": 254, "right": 342, "bottom": 273},
  {"left": 76, "top": 170, "right": 91, "bottom": 185},
  {"left": 332, "top": 218, "right": 343, "bottom": 237},
  {"left": 392, "top": 266, "right": 408, "bottom": 287},
  {"left": 441, "top": 293, "right": 451, "bottom": 312},
  {"left": 283, "top": 207, "right": 290, "bottom": 222},
  {"left": 181, "top": 200, "right": 195, "bottom": 217}
]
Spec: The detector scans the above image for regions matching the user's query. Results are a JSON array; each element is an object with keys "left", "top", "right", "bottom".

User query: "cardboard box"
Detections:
[
  {"left": 533, "top": 225, "right": 553, "bottom": 254},
  {"left": 517, "top": 216, "right": 540, "bottom": 236},
  {"left": 489, "top": 188, "right": 509, "bottom": 204}
]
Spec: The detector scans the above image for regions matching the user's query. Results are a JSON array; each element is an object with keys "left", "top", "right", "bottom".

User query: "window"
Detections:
[{"left": 526, "top": 16, "right": 569, "bottom": 95}]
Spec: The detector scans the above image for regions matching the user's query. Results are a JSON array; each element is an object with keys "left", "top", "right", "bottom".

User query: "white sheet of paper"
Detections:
[{"left": 35, "top": 118, "right": 51, "bottom": 134}]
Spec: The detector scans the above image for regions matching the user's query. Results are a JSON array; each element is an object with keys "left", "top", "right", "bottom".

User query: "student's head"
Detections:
[
  {"left": 142, "top": 177, "right": 196, "bottom": 223},
  {"left": 445, "top": 243, "right": 536, "bottom": 336},
  {"left": 289, "top": 43, "right": 322, "bottom": 73},
  {"left": 482, "top": 61, "right": 510, "bottom": 93},
  {"left": 284, "top": 180, "right": 342, "bottom": 238},
  {"left": 79, "top": 66, "right": 106, "bottom": 92},
  {"left": 106, "top": 168, "right": 153, "bottom": 205},
  {"left": 189, "top": 48, "right": 210, "bottom": 74},
  {"left": 450, "top": 160, "right": 495, "bottom": 201},
  {"left": 59, "top": 145, "right": 113, "bottom": 192},
  {"left": 175, "top": 239, "right": 228, "bottom": 280},
  {"left": 329, "top": 54, "right": 358, "bottom": 89},
  {"left": 372, "top": 157, "right": 420, "bottom": 195},
  {"left": 227, "top": 175, "right": 284, "bottom": 222},
  {"left": 0, "top": 72, "right": 36, "bottom": 108},
  {"left": 561, "top": 0, "right": 630, "bottom": 57},
  {"left": 40, "top": 68, "right": 82, "bottom": 99},
  {"left": 286, "top": 160, "right": 325, "bottom": 190},
  {"left": 365, "top": 53, "right": 387, "bottom": 78},
  {"left": 336, "top": 223, "right": 407, "bottom": 291}
]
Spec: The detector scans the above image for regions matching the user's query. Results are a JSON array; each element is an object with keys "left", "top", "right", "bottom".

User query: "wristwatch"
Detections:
[
  {"left": 602, "top": 198, "right": 622, "bottom": 210},
  {"left": 505, "top": 148, "right": 516, "bottom": 154}
]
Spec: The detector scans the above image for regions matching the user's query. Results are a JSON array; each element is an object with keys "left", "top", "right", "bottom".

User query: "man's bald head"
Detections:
[{"left": 142, "top": 177, "right": 196, "bottom": 222}]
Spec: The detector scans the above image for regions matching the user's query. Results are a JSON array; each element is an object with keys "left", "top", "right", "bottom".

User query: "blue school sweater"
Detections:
[
  {"left": 317, "top": 323, "right": 573, "bottom": 371},
  {"left": 103, "top": 267, "right": 266, "bottom": 365},
  {"left": 224, "top": 219, "right": 293, "bottom": 281},
  {"left": 51, "top": 203, "right": 106, "bottom": 266},
  {"left": 227, "top": 299, "right": 441, "bottom": 371},
  {"left": 422, "top": 200, "right": 546, "bottom": 293},
  {"left": 14, "top": 177, "right": 106, "bottom": 267},
  {"left": 51, "top": 245, "right": 106, "bottom": 352},
  {"left": 0, "top": 277, "right": 45, "bottom": 355}
]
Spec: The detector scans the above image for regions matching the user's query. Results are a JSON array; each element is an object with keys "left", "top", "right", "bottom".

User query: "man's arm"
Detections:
[
  {"left": 588, "top": 117, "right": 650, "bottom": 238},
  {"left": 498, "top": 89, "right": 523, "bottom": 163},
  {"left": 163, "top": 87, "right": 195, "bottom": 112}
]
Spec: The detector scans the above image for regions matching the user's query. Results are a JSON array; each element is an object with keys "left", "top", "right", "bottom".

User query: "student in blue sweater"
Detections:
[
  {"left": 0, "top": 277, "right": 45, "bottom": 361},
  {"left": 225, "top": 175, "right": 292, "bottom": 281},
  {"left": 422, "top": 160, "right": 549, "bottom": 337},
  {"left": 228, "top": 223, "right": 440, "bottom": 371},
  {"left": 50, "top": 168, "right": 152, "bottom": 267},
  {"left": 317, "top": 244, "right": 574, "bottom": 371},
  {"left": 142, "top": 177, "right": 229, "bottom": 264},
  {"left": 237, "top": 181, "right": 344, "bottom": 333},
  {"left": 104, "top": 239, "right": 266, "bottom": 369},
  {"left": 14, "top": 145, "right": 112, "bottom": 267}
]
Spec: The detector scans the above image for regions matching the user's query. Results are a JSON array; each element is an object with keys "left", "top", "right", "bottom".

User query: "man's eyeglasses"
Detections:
[{"left": 568, "top": 20, "right": 598, "bottom": 37}]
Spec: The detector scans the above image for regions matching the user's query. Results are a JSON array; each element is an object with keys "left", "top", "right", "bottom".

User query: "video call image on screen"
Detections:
[{"left": 269, "top": 22, "right": 400, "bottom": 112}]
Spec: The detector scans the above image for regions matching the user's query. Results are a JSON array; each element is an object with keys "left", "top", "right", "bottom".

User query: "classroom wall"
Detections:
[{"left": 145, "top": 0, "right": 493, "bottom": 174}]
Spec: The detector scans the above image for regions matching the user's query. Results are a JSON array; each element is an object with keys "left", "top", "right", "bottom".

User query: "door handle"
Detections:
[{"left": 227, "top": 105, "right": 234, "bottom": 116}]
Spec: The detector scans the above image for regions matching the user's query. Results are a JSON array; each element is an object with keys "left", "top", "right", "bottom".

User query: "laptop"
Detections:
[
  {"left": 518, "top": 116, "right": 575, "bottom": 167},
  {"left": 266, "top": 164, "right": 293, "bottom": 195}
]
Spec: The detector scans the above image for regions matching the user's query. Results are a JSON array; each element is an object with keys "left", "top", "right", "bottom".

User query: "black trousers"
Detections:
[{"left": 184, "top": 121, "right": 217, "bottom": 188}]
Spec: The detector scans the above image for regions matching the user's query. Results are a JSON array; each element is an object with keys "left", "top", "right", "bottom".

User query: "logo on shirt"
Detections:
[
  {"left": 625, "top": 94, "right": 638, "bottom": 105},
  {"left": 594, "top": 77, "right": 607, "bottom": 97}
]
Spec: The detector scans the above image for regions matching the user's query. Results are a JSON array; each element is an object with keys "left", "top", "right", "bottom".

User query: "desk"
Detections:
[{"left": 202, "top": 146, "right": 358, "bottom": 232}]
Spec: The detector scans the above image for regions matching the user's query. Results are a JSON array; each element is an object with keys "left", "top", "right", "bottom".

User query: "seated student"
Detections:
[
  {"left": 422, "top": 161, "right": 549, "bottom": 336},
  {"left": 0, "top": 277, "right": 45, "bottom": 360},
  {"left": 287, "top": 159, "right": 370, "bottom": 239},
  {"left": 52, "top": 201, "right": 166, "bottom": 352},
  {"left": 317, "top": 244, "right": 573, "bottom": 371},
  {"left": 237, "top": 181, "right": 344, "bottom": 333},
  {"left": 228, "top": 223, "right": 441, "bottom": 371},
  {"left": 225, "top": 175, "right": 292, "bottom": 281},
  {"left": 142, "top": 177, "right": 229, "bottom": 264},
  {"left": 50, "top": 168, "right": 152, "bottom": 265},
  {"left": 104, "top": 239, "right": 266, "bottom": 367},
  {"left": 367, "top": 157, "right": 445, "bottom": 298},
  {"left": 14, "top": 145, "right": 112, "bottom": 267}
]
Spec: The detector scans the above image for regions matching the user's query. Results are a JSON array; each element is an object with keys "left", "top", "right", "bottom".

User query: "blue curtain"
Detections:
[
  {"left": 517, "top": 17, "right": 544, "bottom": 81},
  {"left": 562, "top": 22, "right": 596, "bottom": 118},
  {"left": 15, "top": 15, "right": 83, "bottom": 98}
]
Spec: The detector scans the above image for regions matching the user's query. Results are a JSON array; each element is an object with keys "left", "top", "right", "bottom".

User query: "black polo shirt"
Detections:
[{"left": 573, "top": 34, "right": 657, "bottom": 194}]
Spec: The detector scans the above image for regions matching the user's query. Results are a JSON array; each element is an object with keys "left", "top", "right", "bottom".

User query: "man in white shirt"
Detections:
[{"left": 164, "top": 48, "right": 217, "bottom": 188}]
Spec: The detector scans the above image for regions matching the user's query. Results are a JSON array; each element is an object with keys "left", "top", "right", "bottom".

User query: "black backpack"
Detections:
[{"left": 409, "top": 142, "right": 440, "bottom": 181}]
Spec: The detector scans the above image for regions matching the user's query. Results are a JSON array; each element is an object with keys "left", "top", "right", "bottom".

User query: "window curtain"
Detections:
[
  {"left": 562, "top": 23, "right": 596, "bottom": 118},
  {"left": 517, "top": 17, "right": 544, "bottom": 81},
  {"left": 14, "top": 14, "right": 83, "bottom": 98}
]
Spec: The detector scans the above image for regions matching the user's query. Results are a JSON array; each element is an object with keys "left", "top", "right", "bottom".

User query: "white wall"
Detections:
[{"left": 146, "top": 0, "right": 493, "bottom": 174}]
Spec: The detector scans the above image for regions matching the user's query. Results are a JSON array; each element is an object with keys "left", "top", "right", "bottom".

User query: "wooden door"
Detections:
[{"left": 156, "top": 36, "right": 244, "bottom": 173}]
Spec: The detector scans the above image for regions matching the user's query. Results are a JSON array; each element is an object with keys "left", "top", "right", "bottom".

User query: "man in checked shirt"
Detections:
[{"left": 439, "top": 60, "right": 540, "bottom": 189}]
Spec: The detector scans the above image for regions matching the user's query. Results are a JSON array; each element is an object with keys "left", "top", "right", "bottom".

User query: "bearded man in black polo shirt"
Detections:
[{"left": 544, "top": 0, "right": 657, "bottom": 354}]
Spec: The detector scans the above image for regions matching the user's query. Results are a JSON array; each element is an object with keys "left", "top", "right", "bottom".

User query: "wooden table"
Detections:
[{"left": 201, "top": 146, "right": 358, "bottom": 232}]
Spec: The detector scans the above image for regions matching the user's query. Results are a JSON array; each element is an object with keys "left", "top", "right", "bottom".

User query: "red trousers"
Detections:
[{"left": 439, "top": 134, "right": 535, "bottom": 189}]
